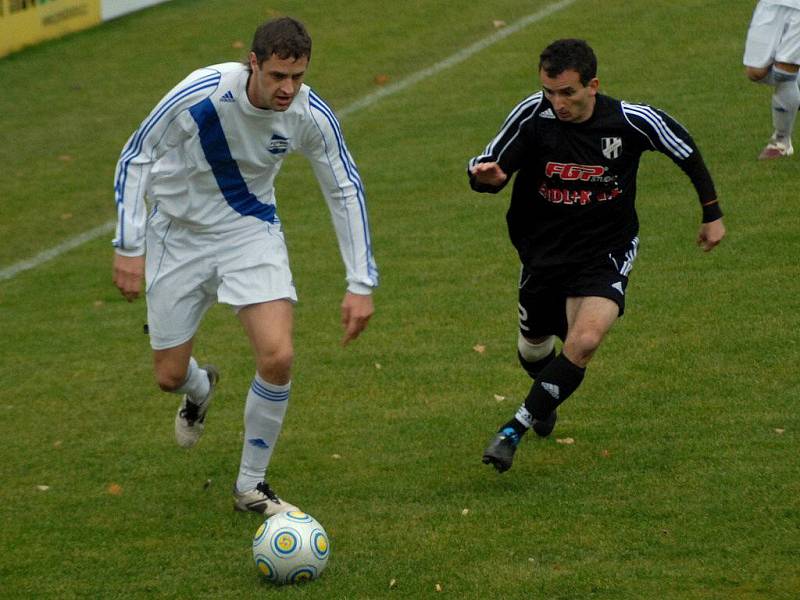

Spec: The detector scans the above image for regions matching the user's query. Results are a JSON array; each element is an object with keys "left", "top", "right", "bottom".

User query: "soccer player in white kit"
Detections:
[
  {"left": 743, "top": 0, "right": 800, "bottom": 159},
  {"left": 111, "top": 17, "right": 378, "bottom": 516}
]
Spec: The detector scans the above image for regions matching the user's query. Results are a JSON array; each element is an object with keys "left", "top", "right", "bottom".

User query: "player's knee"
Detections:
[
  {"left": 155, "top": 368, "right": 187, "bottom": 392},
  {"left": 565, "top": 330, "right": 603, "bottom": 362},
  {"left": 746, "top": 66, "right": 770, "bottom": 82},
  {"left": 518, "top": 333, "right": 555, "bottom": 362},
  {"left": 256, "top": 347, "right": 294, "bottom": 383}
]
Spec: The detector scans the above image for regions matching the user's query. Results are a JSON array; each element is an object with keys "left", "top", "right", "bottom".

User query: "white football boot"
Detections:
[
  {"left": 174, "top": 365, "right": 220, "bottom": 448},
  {"left": 234, "top": 481, "right": 298, "bottom": 516},
  {"left": 758, "top": 136, "right": 794, "bottom": 160}
]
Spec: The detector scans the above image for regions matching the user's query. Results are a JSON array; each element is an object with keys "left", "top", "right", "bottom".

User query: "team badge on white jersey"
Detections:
[{"left": 602, "top": 137, "right": 622, "bottom": 159}]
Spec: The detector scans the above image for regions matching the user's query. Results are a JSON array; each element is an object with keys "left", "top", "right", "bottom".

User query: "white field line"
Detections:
[{"left": 0, "top": 0, "right": 577, "bottom": 283}]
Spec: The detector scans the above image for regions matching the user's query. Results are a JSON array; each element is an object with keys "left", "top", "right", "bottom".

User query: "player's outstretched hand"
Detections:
[
  {"left": 470, "top": 162, "right": 508, "bottom": 187},
  {"left": 341, "top": 292, "right": 374, "bottom": 346},
  {"left": 697, "top": 218, "right": 725, "bottom": 252},
  {"left": 113, "top": 253, "right": 145, "bottom": 302}
]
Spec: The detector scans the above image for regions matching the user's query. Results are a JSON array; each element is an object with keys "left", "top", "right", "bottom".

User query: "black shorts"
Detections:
[{"left": 518, "top": 237, "right": 639, "bottom": 340}]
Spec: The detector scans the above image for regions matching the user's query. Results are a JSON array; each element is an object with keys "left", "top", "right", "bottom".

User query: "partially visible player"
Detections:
[
  {"left": 743, "top": 0, "right": 800, "bottom": 159},
  {"left": 468, "top": 39, "right": 725, "bottom": 473},
  {"left": 112, "top": 17, "right": 378, "bottom": 514}
]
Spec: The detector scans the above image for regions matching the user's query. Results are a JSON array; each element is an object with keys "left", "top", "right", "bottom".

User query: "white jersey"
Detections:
[
  {"left": 761, "top": 0, "right": 800, "bottom": 9},
  {"left": 113, "top": 62, "right": 378, "bottom": 294}
]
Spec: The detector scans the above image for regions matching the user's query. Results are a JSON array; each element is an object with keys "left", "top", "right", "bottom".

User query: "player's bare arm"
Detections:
[
  {"left": 113, "top": 253, "right": 145, "bottom": 302},
  {"left": 697, "top": 217, "right": 725, "bottom": 252},
  {"left": 470, "top": 162, "right": 508, "bottom": 187},
  {"left": 340, "top": 292, "right": 374, "bottom": 346}
]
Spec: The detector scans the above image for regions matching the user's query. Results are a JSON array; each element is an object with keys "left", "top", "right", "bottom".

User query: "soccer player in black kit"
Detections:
[{"left": 469, "top": 39, "right": 726, "bottom": 473}]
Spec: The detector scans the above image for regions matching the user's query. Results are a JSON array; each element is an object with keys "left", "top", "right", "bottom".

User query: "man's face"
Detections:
[
  {"left": 247, "top": 52, "right": 308, "bottom": 111},
  {"left": 539, "top": 67, "right": 598, "bottom": 123}
]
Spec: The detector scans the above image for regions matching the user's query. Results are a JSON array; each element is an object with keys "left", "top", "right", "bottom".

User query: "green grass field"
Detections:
[{"left": 1, "top": 0, "right": 799, "bottom": 597}]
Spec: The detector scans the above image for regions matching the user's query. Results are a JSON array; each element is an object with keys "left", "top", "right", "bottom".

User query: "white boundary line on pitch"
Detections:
[{"left": 0, "top": 0, "right": 577, "bottom": 283}]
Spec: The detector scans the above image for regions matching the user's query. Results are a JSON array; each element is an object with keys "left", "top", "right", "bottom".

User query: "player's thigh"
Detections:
[
  {"left": 744, "top": 3, "right": 789, "bottom": 68},
  {"left": 145, "top": 217, "right": 218, "bottom": 350},
  {"left": 237, "top": 300, "right": 294, "bottom": 359},
  {"left": 217, "top": 221, "right": 298, "bottom": 308},
  {"left": 775, "top": 9, "right": 800, "bottom": 65},
  {"left": 518, "top": 268, "right": 568, "bottom": 341},
  {"left": 565, "top": 236, "right": 638, "bottom": 318}
]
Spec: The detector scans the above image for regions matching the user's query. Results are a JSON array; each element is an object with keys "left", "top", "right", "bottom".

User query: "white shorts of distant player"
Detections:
[
  {"left": 743, "top": 2, "right": 800, "bottom": 68},
  {"left": 144, "top": 210, "right": 297, "bottom": 350}
]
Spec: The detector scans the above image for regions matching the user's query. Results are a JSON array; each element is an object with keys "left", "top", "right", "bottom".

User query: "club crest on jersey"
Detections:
[
  {"left": 602, "top": 137, "right": 622, "bottom": 159},
  {"left": 267, "top": 134, "right": 289, "bottom": 155}
]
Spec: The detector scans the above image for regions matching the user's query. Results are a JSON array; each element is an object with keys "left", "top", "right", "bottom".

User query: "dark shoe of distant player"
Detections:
[
  {"left": 174, "top": 365, "right": 220, "bottom": 448},
  {"left": 758, "top": 136, "right": 794, "bottom": 160},
  {"left": 482, "top": 427, "right": 521, "bottom": 473},
  {"left": 532, "top": 409, "right": 557, "bottom": 437},
  {"left": 234, "top": 481, "right": 298, "bottom": 516}
]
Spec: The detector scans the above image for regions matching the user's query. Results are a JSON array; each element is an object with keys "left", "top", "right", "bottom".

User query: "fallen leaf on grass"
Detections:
[
  {"left": 774, "top": 428, "right": 785, "bottom": 434},
  {"left": 473, "top": 344, "right": 486, "bottom": 354},
  {"left": 231, "top": 40, "right": 244, "bottom": 49},
  {"left": 461, "top": 508, "right": 469, "bottom": 516},
  {"left": 374, "top": 74, "right": 390, "bottom": 85},
  {"left": 493, "top": 20, "right": 507, "bottom": 28},
  {"left": 435, "top": 583, "right": 443, "bottom": 592},
  {"left": 107, "top": 483, "right": 123, "bottom": 496},
  {"left": 61, "top": 213, "right": 73, "bottom": 220},
  {"left": 203, "top": 479, "right": 212, "bottom": 490},
  {"left": 53, "top": 440, "right": 62, "bottom": 449},
  {"left": 556, "top": 437, "right": 575, "bottom": 445},
  {"left": 331, "top": 454, "right": 342, "bottom": 460},
  {"left": 374, "top": 363, "right": 382, "bottom": 370},
  {"left": 37, "top": 485, "right": 50, "bottom": 491},
  {"left": 58, "top": 155, "right": 73, "bottom": 162},
  {"left": 601, "top": 449, "right": 610, "bottom": 457},
  {"left": 493, "top": 394, "right": 506, "bottom": 402},
  {"left": 389, "top": 578, "right": 397, "bottom": 589},
  {"left": 93, "top": 300, "right": 104, "bottom": 308}
]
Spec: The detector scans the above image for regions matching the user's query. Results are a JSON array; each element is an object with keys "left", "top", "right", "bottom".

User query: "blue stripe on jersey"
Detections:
[
  {"left": 251, "top": 379, "right": 289, "bottom": 402},
  {"left": 621, "top": 103, "right": 692, "bottom": 159},
  {"left": 114, "top": 72, "right": 221, "bottom": 248},
  {"left": 189, "top": 98, "right": 276, "bottom": 222},
  {"left": 308, "top": 91, "right": 377, "bottom": 283},
  {"left": 116, "top": 72, "right": 221, "bottom": 203}
]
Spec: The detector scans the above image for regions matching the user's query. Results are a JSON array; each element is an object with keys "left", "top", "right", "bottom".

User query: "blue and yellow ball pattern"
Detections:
[{"left": 252, "top": 510, "right": 330, "bottom": 585}]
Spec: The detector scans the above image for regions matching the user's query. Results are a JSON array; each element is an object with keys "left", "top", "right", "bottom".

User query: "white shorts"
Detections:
[
  {"left": 145, "top": 212, "right": 297, "bottom": 350},
  {"left": 744, "top": 2, "right": 800, "bottom": 67}
]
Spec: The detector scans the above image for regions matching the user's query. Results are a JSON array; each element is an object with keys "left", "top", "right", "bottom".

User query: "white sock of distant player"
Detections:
[
  {"left": 174, "top": 357, "right": 210, "bottom": 404},
  {"left": 770, "top": 67, "right": 800, "bottom": 141},
  {"left": 236, "top": 374, "right": 290, "bottom": 493}
]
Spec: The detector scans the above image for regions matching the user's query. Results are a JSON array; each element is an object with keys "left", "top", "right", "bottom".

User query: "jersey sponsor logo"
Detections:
[
  {"left": 267, "top": 133, "right": 289, "bottom": 155},
  {"left": 539, "top": 108, "right": 556, "bottom": 119},
  {"left": 545, "top": 162, "right": 606, "bottom": 181},
  {"left": 602, "top": 137, "right": 622, "bottom": 159},
  {"left": 220, "top": 90, "right": 235, "bottom": 103},
  {"left": 538, "top": 182, "right": 622, "bottom": 205}
]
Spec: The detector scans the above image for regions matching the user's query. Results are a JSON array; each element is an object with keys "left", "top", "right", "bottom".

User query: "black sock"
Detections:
[
  {"left": 524, "top": 353, "right": 585, "bottom": 420},
  {"left": 518, "top": 348, "right": 556, "bottom": 379}
]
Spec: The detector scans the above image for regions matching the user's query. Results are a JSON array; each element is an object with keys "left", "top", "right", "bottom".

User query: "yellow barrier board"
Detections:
[{"left": 0, "top": 0, "right": 101, "bottom": 58}]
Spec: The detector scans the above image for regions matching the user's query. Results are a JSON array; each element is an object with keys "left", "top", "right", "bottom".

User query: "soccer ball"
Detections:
[{"left": 252, "top": 511, "right": 330, "bottom": 584}]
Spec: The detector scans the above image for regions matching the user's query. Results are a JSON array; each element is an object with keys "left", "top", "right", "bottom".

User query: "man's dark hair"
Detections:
[
  {"left": 250, "top": 17, "right": 312, "bottom": 66},
  {"left": 538, "top": 39, "right": 597, "bottom": 85}
]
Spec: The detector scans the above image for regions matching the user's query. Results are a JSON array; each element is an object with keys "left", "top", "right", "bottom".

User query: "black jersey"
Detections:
[{"left": 469, "top": 93, "right": 721, "bottom": 269}]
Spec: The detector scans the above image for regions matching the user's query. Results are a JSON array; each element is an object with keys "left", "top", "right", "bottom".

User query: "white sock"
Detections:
[
  {"left": 236, "top": 374, "right": 290, "bottom": 493},
  {"left": 771, "top": 67, "right": 800, "bottom": 141},
  {"left": 174, "top": 357, "right": 210, "bottom": 404}
]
